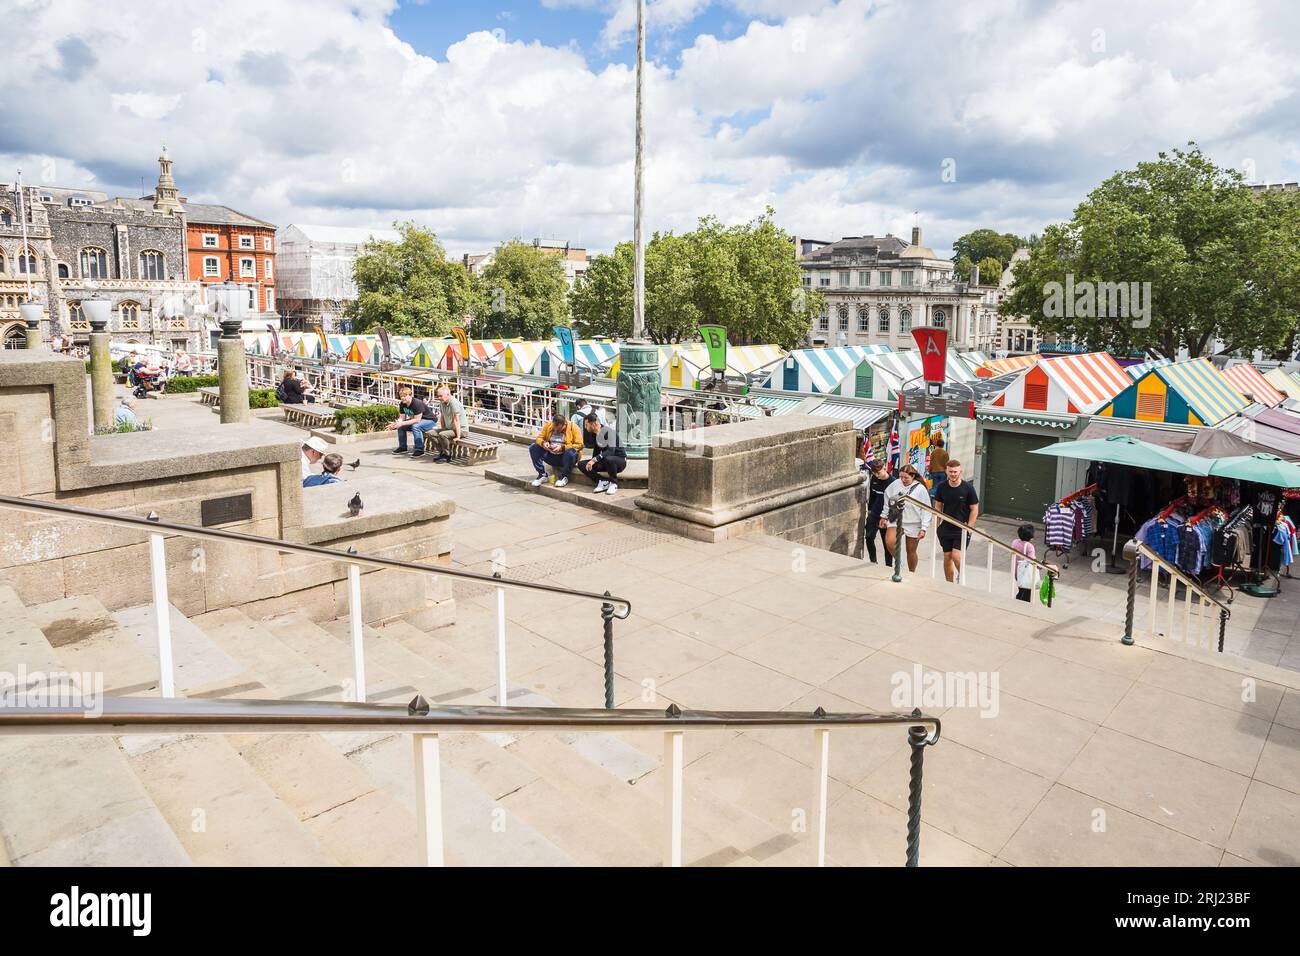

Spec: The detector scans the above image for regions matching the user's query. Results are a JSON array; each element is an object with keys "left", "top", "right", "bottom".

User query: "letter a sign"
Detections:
[{"left": 911, "top": 327, "right": 948, "bottom": 385}]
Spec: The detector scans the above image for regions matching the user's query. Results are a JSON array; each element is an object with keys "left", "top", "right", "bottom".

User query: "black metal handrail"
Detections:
[{"left": 0, "top": 494, "right": 632, "bottom": 618}]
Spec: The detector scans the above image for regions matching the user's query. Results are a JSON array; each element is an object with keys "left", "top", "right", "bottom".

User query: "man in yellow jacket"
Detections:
[{"left": 530, "top": 411, "right": 584, "bottom": 487}]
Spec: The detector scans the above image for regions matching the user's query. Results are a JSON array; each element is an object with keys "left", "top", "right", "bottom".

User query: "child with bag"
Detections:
[{"left": 1013, "top": 523, "right": 1037, "bottom": 602}]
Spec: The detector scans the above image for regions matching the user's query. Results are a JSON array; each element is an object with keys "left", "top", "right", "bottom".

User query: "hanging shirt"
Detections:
[{"left": 1043, "top": 505, "right": 1076, "bottom": 550}]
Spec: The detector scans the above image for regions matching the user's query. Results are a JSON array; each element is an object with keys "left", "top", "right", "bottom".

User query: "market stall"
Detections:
[{"left": 1095, "top": 357, "right": 1249, "bottom": 426}]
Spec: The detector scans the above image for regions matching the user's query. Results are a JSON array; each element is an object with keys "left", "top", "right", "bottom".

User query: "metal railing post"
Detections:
[
  {"left": 812, "top": 726, "right": 830, "bottom": 867},
  {"left": 1218, "top": 608, "right": 1227, "bottom": 653},
  {"left": 347, "top": 560, "right": 366, "bottom": 703},
  {"left": 146, "top": 525, "right": 176, "bottom": 698},
  {"left": 891, "top": 507, "right": 905, "bottom": 583},
  {"left": 664, "top": 725, "right": 684, "bottom": 867},
  {"left": 601, "top": 592, "right": 616, "bottom": 710},
  {"left": 1148, "top": 563, "right": 1159, "bottom": 640},
  {"left": 493, "top": 572, "right": 508, "bottom": 706},
  {"left": 905, "top": 716, "right": 928, "bottom": 867},
  {"left": 413, "top": 732, "right": 445, "bottom": 867},
  {"left": 1121, "top": 553, "right": 1138, "bottom": 645},
  {"left": 1166, "top": 575, "right": 1176, "bottom": 642}
]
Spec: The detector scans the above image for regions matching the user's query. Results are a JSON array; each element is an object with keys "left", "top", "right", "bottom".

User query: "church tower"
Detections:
[{"left": 152, "top": 145, "right": 182, "bottom": 214}]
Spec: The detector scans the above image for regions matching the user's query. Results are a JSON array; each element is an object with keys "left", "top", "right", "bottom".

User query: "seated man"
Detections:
[
  {"left": 577, "top": 413, "right": 627, "bottom": 495},
  {"left": 430, "top": 383, "right": 468, "bottom": 463},
  {"left": 300, "top": 436, "right": 328, "bottom": 479},
  {"left": 115, "top": 395, "right": 141, "bottom": 428},
  {"left": 385, "top": 386, "right": 437, "bottom": 458},
  {"left": 529, "top": 412, "right": 583, "bottom": 487},
  {"left": 303, "top": 452, "right": 344, "bottom": 487}
]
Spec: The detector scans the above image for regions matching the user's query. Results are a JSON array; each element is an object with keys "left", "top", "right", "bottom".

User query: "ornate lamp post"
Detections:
[
  {"left": 209, "top": 282, "right": 251, "bottom": 424},
  {"left": 19, "top": 299, "right": 44, "bottom": 350},
  {"left": 84, "top": 292, "right": 115, "bottom": 431},
  {"left": 616, "top": 0, "right": 662, "bottom": 460}
]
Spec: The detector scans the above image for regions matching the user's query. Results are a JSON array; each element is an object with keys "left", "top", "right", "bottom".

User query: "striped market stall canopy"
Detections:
[
  {"left": 1263, "top": 367, "right": 1300, "bottom": 401},
  {"left": 326, "top": 335, "right": 351, "bottom": 357},
  {"left": 407, "top": 342, "right": 441, "bottom": 368},
  {"left": 863, "top": 349, "right": 977, "bottom": 397},
  {"left": 1125, "top": 357, "right": 1172, "bottom": 379},
  {"left": 437, "top": 339, "right": 507, "bottom": 370},
  {"left": 1097, "top": 357, "right": 1249, "bottom": 426},
  {"left": 770, "top": 346, "right": 881, "bottom": 395},
  {"left": 807, "top": 399, "right": 893, "bottom": 431},
  {"left": 976, "top": 354, "right": 1038, "bottom": 378},
  {"left": 570, "top": 340, "right": 621, "bottom": 372},
  {"left": 752, "top": 394, "right": 805, "bottom": 415},
  {"left": 1220, "top": 364, "right": 1286, "bottom": 407},
  {"left": 990, "top": 352, "right": 1131, "bottom": 415},
  {"left": 955, "top": 351, "right": 991, "bottom": 373},
  {"left": 345, "top": 338, "right": 372, "bottom": 363},
  {"left": 500, "top": 341, "right": 552, "bottom": 376}
]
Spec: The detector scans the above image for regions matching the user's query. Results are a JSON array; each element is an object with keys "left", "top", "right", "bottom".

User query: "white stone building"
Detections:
[
  {"left": 799, "top": 228, "right": 994, "bottom": 351},
  {"left": 275, "top": 223, "right": 401, "bottom": 331}
]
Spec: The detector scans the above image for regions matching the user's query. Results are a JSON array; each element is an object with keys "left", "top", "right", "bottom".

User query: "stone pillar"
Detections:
[
  {"left": 217, "top": 317, "right": 251, "bottom": 424},
  {"left": 19, "top": 302, "right": 43, "bottom": 350},
  {"left": 616, "top": 340, "right": 661, "bottom": 460},
  {"left": 88, "top": 314, "right": 114, "bottom": 433}
]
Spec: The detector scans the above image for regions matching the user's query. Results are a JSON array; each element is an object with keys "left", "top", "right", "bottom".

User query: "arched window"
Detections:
[
  {"left": 900, "top": 309, "right": 912, "bottom": 333},
  {"left": 857, "top": 306, "right": 869, "bottom": 332},
  {"left": 878, "top": 307, "right": 891, "bottom": 333},
  {"left": 67, "top": 301, "right": 87, "bottom": 330},
  {"left": 57, "top": 262, "right": 69, "bottom": 279},
  {"left": 0, "top": 209, "right": 12, "bottom": 226},
  {"left": 932, "top": 309, "right": 947, "bottom": 328},
  {"left": 837, "top": 305, "right": 849, "bottom": 331},
  {"left": 80, "top": 247, "right": 108, "bottom": 279},
  {"left": 0, "top": 250, "right": 6, "bottom": 274},
  {"left": 118, "top": 301, "right": 141, "bottom": 330},
  {"left": 3, "top": 324, "right": 26, "bottom": 350},
  {"left": 138, "top": 250, "right": 166, "bottom": 280},
  {"left": 16, "top": 247, "right": 38, "bottom": 275}
]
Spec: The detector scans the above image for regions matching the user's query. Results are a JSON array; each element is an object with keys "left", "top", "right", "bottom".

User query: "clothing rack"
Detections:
[
  {"left": 1059, "top": 483, "right": 1098, "bottom": 507},
  {"left": 1158, "top": 496, "right": 1190, "bottom": 522},
  {"left": 1206, "top": 505, "right": 1253, "bottom": 596},
  {"left": 1187, "top": 505, "right": 1222, "bottom": 527}
]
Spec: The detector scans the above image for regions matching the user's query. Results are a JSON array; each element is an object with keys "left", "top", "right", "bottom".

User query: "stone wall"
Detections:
[{"left": 0, "top": 350, "right": 454, "bottom": 625}]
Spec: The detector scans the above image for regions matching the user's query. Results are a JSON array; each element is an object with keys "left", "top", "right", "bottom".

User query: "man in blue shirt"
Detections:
[{"left": 303, "top": 453, "right": 344, "bottom": 487}]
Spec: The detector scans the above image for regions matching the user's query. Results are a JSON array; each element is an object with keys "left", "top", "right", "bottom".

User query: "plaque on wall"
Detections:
[{"left": 200, "top": 493, "right": 253, "bottom": 527}]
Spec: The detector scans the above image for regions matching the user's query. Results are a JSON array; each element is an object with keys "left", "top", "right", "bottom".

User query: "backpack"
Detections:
[{"left": 275, "top": 380, "right": 288, "bottom": 403}]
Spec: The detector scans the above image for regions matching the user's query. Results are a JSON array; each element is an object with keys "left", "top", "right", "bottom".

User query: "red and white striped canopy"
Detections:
[
  {"left": 1220, "top": 364, "right": 1285, "bottom": 407},
  {"left": 991, "top": 352, "right": 1131, "bottom": 414}
]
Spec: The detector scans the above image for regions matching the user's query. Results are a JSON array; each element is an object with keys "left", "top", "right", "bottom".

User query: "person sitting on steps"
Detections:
[
  {"left": 530, "top": 411, "right": 583, "bottom": 488},
  {"left": 578, "top": 412, "right": 627, "bottom": 495}
]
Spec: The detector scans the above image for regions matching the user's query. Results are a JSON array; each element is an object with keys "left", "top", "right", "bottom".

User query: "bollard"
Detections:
[
  {"left": 1121, "top": 555, "right": 1138, "bottom": 645},
  {"left": 217, "top": 316, "right": 251, "bottom": 424},
  {"left": 905, "top": 716, "right": 928, "bottom": 867},
  {"left": 1218, "top": 608, "right": 1227, "bottom": 653},
  {"left": 601, "top": 592, "right": 615, "bottom": 709}
]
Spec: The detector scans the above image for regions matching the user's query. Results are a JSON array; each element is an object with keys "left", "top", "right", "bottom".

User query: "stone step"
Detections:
[
  {"left": 190, "top": 607, "right": 344, "bottom": 700},
  {"left": 25, "top": 595, "right": 164, "bottom": 695},
  {"left": 112, "top": 604, "right": 245, "bottom": 696}
]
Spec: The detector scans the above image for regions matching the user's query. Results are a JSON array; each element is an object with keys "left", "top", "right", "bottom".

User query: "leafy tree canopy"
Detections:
[
  {"left": 476, "top": 240, "right": 572, "bottom": 339},
  {"left": 346, "top": 222, "right": 480, "bottom": 337}
]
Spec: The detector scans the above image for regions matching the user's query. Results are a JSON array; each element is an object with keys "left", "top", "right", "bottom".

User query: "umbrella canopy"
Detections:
[
  {"left": 1029, "top": 434, "right": 1211, "bottom": 475},
  {"left": 1207, "top": 453, "right": 1300, "bottom": 487}
]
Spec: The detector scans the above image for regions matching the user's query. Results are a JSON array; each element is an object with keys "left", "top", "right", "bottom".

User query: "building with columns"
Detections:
[{"left": 799, "top": 227, "right": 994, "bottom": 353}]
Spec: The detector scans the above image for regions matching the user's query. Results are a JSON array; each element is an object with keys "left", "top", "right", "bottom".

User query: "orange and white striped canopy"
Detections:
[
  {"left": 991, "top": 352, "right": 1132, "bottom": 414},
  {"left": 1220, "top": 364, "right": 1285, "bottom": 407},
  {"left": 977, "top": 354, "right": 1038, "bottom": 378}
]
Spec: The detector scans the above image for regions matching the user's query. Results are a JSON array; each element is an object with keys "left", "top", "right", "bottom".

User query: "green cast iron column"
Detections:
[{"left": 616, "top": 341, "right": 661, "bottom": 460}]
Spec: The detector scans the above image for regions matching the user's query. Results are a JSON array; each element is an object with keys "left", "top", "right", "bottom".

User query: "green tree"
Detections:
[
  {"left": 346, "top": 222, "right": 480, "bottom": 336},
  {"left": 477, "top": 240, "right": 571, "bottom": 339},
  {"left": 975, "top": 256, "right": 1004, "bottom": 286},
  {"left": 952, "top": 229, "right": 1021, "bottom": 273},
  {"left": 953, "top": 254, "right": 975, "bottom": 282},
  {"left": 569, "top": 245, "right": 633, "bottom": 338},
  {"left": 1001, "top": 144, "right": 1294, "bottom": 358}
]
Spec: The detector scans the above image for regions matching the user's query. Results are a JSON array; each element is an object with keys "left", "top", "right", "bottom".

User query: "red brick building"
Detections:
[{"left": 184, "top": 207, "right": 278, "bottom": 315}]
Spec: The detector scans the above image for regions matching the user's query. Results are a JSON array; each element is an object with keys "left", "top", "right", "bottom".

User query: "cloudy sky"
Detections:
[{"left": 2, "top": 0, "right": 1298, "bottom": 259}]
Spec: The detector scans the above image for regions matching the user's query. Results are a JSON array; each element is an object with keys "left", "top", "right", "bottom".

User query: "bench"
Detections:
[
  {"left": 452, "top": 432, "right": 505, "bottom": 463},
  {"left": 281, "top": 403, "right": 338, "bottom": 429},
  {"left": 198, "top": 387, "right": 221, "bottom": 407}
]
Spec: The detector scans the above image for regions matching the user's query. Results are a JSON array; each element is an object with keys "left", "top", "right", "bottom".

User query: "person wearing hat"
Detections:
[{"left": 301, "top": 436, "right": 329, "bottom": 480}]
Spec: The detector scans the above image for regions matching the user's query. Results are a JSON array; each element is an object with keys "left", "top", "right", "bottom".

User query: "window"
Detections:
[
  {"left": 57, "top": 262, "right": 69, "bottom": 279},
  {"left": 171, "top": 338, "right": 188, "bottom": 351},
  {"left": 0, "top": 209, "right": 10, "bottom": 227},
  {"left": 858, "top": 271, "right": 870, "bottom": 287},
  {"left": 819, "top": 275, "right": 830, "bottom": 287},
  {"left": 263, "top": 258, "right": 273, "bottom": 279},
  {"left": 67, "top": 301, "right": 86, "bottom": 329},
  {"left": 817, "top": 312, "right": 829, "bottom": 332},
  {"left": 0, "top": 251, "right": 5, "bottom": 273},
  {"left": 118, "top": 301, "right": 141, "bottom": 330},
  {"left": 1025, "top": 381, "right": 1049, "bottom": 407},
  {"left": 857, "top": 306, "right": 869, "bottom": 332},
  {"left": 265, "top": 288, "right": 275, "bottom": 312},
  {"left": 262, "top": 237, "right": 272, "bottom": 251},
  {"left": 900, "top": 309, "right": 912, "bottom": 333},
  {"left": 802, "top": 275, "right": 811, "bottom": 287},
  {"left": 839, "top": 271, "right": 850, "bottom": 287},
  {"left": 1136, "top": 390, "right": 1166, "bottom": 420},
  {"left": 3, "top": 325, "right": 25, "bottom": 350},
  {"left": 878, "top": 271, "right": 892, "bottom": 287},
  {"left": 16, "top": 247, "right": 38, "bottom": 274},
  {"left": 203, "top": 256, "right": 220, "bottom": 277},
  {"left": 80, "top": 247, "right": 108, "bottom": 279},
  {"left": 239, "top": 235, "right": 254, "bottom": 250},
  {"left": 239, "top": 257, "right": 255, "bottom": 278},
  {"left": 202, "top": 234, "right": 218, "bottom": 248},
  {"left": 932, "top": 309, "right": 947, "bottom": 328},
  {"left": 878, "top": 307, "right": 891, "bottom": 333},
  {"left": 139, "top": 250, "right": 166, "bottom": 280},
  {"left": 837, "top": 306, "right": 849, "bottom": 331},
  {"left": 247, "top": 288, "right": 257, "bottom": 310},
  {"left": 901, "top": 271, "right": 913, "bottom": 287}
]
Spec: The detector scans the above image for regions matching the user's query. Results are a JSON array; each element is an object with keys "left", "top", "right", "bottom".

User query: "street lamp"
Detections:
[
  {"left": 207, "top": 281, "right": 246, "bottom": 339},
  {"left": 208, "top": 282, "right": 252, "bottom": 424},
  {"left": 82, "top": 293, "right": 112, "bottom": 333}
]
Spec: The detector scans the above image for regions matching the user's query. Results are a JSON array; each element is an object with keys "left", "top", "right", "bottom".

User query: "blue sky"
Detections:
[{"left": 2, "top": 0, "right": 1298, "bottom": 259}]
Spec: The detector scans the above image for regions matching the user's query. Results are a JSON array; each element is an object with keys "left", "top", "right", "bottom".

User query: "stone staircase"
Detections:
[{"left": 0, "top": 584, "right": 806, "bottom": 867}]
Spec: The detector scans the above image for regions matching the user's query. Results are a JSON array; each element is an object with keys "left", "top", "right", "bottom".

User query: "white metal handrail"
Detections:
[
  {"left": 0, "top": 696, "right": 941, "bottom": 867},
  {"left": 0, "top": 494, "right": 631, "bottom": 709},
  {"left": 1124, "top": 541, "right": 1230, "bottom": 652}
]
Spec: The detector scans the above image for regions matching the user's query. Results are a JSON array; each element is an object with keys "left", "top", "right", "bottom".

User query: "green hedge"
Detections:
[
  {"left": 249, "top": 389, "right": 279, "bottom": 409},
  {"left": 167, "top": 375, "right": 220, "bottom": 394},
  {"left": 334, "top": 404, "right": 399, "bottom": 434}
]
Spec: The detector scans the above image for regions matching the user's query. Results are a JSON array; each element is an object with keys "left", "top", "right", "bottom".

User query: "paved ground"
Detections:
[{"left": 105, "top": 393, "right": 1300, "bottom": 866}]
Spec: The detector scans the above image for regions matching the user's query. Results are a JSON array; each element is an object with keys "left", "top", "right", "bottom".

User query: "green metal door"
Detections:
[{"left": 982, "top": 429, "right": 1058, "bottom": 520}]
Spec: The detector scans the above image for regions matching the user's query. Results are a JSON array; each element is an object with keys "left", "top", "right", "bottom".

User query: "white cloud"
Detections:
[{"left": 0, "top": 0, "right": 1297, "bottom": 261}]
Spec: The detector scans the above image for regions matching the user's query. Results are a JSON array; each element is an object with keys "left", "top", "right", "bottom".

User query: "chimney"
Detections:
[{"left": 911, "top": 226, "right": 922, "bottom": 246}]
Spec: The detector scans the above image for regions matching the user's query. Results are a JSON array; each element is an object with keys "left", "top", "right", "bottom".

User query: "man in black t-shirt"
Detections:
[
  {"left": 932, "top": 459, "right": 979, "bottom": 583},
  {"left": 384, "top": 386, "right": 438, "bottom": 458}
]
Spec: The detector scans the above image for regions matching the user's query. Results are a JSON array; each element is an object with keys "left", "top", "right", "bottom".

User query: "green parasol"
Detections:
[
  {"left": 1207, "top": 453, "right": 1300, "bottom": 487},
  {"left": 1029, "top": 434, "right": 1212, "bottom": 476}
]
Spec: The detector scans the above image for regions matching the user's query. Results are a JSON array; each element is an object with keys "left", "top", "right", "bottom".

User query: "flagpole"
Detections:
[{"left": 632, "top": 0, "right": 645, "bottom": 339}]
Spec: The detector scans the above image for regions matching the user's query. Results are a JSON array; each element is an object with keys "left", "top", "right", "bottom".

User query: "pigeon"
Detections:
[
  {"left": 347, "top": 492, "right": 363, "bottom": 517},
  {"left": 347, "top": 458, "right": 361, "bottom": 471}
]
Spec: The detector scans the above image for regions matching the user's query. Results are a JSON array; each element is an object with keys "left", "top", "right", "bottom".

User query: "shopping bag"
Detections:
[{"left": 1039, "top": 573, "right": 1056, "bottom": 606}]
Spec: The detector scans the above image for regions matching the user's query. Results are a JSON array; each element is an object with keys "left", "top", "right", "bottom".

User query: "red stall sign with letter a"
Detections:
[{"left": 911, "top": 327, "right": 948, "bottom": 384}]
